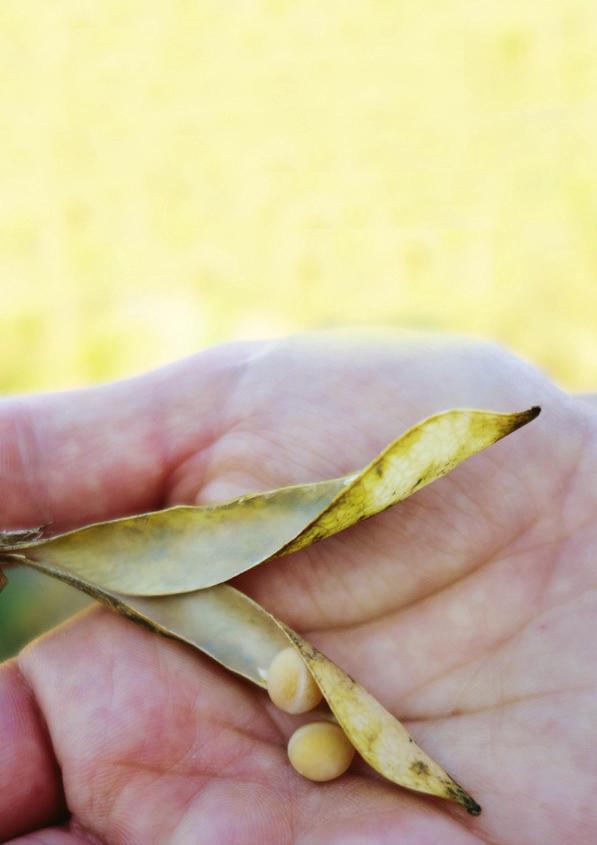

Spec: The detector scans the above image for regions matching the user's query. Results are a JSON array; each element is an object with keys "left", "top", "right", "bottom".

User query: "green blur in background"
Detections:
[{"left": 1, "top": 0, "right": 596, "bottom": 659}]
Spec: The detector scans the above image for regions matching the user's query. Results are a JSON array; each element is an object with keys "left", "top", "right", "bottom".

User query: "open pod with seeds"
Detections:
[{"left": 0, "top": 406, "right": 541, "bottom": 816}]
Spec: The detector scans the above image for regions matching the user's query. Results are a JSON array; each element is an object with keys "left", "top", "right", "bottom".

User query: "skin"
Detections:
[{"left": 0, "top": 331, "right": 596, "bottom": 845}]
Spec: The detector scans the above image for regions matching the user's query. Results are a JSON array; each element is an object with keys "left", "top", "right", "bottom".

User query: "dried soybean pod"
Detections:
[
  {"left": 2, "top": 407, "right": 540, "bottom": 596},
  {"left": 1, "top": 556, "right": 482, "bottom": 812},
  {"left": 280, "top": 626, "right": 482, "bottom": 816}
]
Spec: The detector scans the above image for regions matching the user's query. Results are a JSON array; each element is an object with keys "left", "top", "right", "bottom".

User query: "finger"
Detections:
[
  {"left": 576, "top": 392, "right": 597, "bottom": 409},
  {"left": 7, "top": 824, "right": 92, "bottom": 845},
  {"left": 0, "top": 659, "right": 66, "bottom": 841},
  {"left": 0, "top": 342, "right": 255, "bottom": 530},
  {"left": 17, "top": 606, "right": 285, "bottom": 842}
]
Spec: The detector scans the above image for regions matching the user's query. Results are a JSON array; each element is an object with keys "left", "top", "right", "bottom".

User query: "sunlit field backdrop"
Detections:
[{"left": 1, "top": 0, "right": 596, "bottom": 658}]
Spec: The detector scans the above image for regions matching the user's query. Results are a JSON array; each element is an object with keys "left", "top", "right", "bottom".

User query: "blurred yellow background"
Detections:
[{"left": 1, "top": 0, "right": 596, "bottom": 657}]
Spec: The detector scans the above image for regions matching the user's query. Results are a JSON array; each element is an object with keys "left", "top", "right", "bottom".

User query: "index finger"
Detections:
[{"left": 0, "top": 342, "right": 247, "bottom": 532}]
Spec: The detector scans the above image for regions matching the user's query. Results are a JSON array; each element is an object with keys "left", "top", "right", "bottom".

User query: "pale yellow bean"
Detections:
[
  {"left": 267, "top": 646, "right": 323, "bottom": 714},
  {"left": 287, "top": 721, "right": 355, "bottom": 782}
]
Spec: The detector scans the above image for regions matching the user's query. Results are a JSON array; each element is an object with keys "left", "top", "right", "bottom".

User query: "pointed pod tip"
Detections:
[
  {"left": 519, "top": 405, "right": 541, "bottom": 424},
  {"left": 508, "top": 404, "right": 541, "bottom": 433},
  {"left": 446, "top": 782, "right": 482, "bottom": 816},
  {"left": 464, "top": 797, "right": 482, "bottom": 816}
]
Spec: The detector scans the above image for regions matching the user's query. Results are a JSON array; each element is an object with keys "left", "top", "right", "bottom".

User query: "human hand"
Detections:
[{"left": 1, "top": 333, "right": 596, "bottom": 845}]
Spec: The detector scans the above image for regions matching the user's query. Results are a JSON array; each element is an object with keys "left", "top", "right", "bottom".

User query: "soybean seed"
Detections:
[
  {"left": 267, "top": 647, "right": 323, "bottom": 714},
  {"left": 287, "top": 721, "right": 355, "bottom": 782}
]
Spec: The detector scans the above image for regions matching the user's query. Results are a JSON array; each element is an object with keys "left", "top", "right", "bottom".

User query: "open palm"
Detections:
[{"left": 1, "top": 333, "right": 596, "bottom": 845}]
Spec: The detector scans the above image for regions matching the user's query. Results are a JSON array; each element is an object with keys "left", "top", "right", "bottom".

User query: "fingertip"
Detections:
[{"left": 0, "top": 658, "right": 67, "bottom": 840}]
